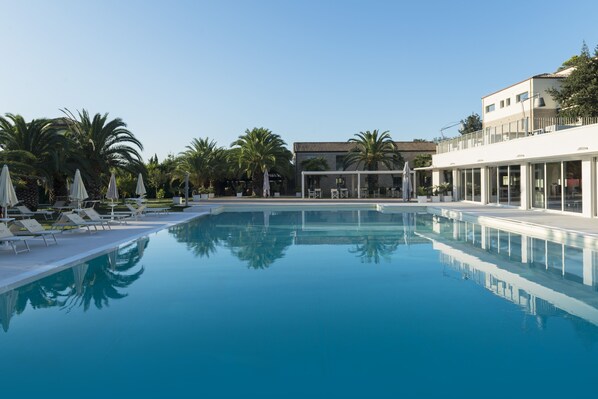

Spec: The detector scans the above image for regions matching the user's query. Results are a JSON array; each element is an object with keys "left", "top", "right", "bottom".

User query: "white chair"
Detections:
[
  {"left": 331, "top": 189, "right": 339, "bottom": 199},
  {"left": 53, "top": 213, "right": 107, "bottom": 233},
  {"left": 11, "top": 219, "right": 60, "bottom": 246},
  {"left": 0, "top": 224, "right": 33, "bottom": 254},
  {"left": 14, "top": 205, "right": 55, "bottom": 220},
  {"left": 81, "top": 208, "right": 128, "bottom": 225}
]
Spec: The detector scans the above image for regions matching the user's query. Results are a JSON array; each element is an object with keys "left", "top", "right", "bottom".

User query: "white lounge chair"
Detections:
[
  {"left": 52, "top": 213, "right": 107, "bottom": 233},
  {"left": 11, "top": 219, "right": 60, "bottom": 246},
  {"left": 113, "top": 204, "right": 146, "bottom": 220},
  {"left": 81, "top": 208, "right": 128, "bottom": 225},
  {"left": 14, "top": 205, "right": 55, "bottom": 220},
  {"left": 0, "top": 224, "right": 33, "bottom": 254},
  {"left": 143, "top": 206, "right": 170, "bottom": 215}
]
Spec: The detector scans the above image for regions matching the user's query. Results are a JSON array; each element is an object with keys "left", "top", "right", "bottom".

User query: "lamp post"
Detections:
[
  {"left": 440, "top": 121, "right": 464, "bottom": 139},
  {"left": 520, "top": 92, "right": 546, "bottom": 134}
]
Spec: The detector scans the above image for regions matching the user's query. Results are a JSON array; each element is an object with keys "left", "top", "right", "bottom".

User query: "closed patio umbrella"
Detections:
[
  {"left": 402, "top": 162, "right": 411, "bottom": 202},
  {"left": 70, "top": 169, "right": 88, "bottom": 209},
  {"left": 0, "top": 165, "right": 19, "bottom": 219},
  {"left": 263, "top": 170, "right": 270, "bottom": 198},
  {"left": 106, "top": 173, "right": 119, "bottom": 218},
  {"left": 135, "top": 173, "right": 146, "bottom": 199}
]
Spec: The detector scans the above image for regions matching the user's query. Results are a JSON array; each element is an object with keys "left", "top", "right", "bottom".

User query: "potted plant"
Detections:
[
  {"left": 192, "top": 190, "right": 202, "bottom": 202},
  {"left": 199, "top": 187, "right": 209, "bottom": 200},
  {"left": 431, "top": 186, "right": 441, "bottom": 203},
  {"left": 172, "top": 191, "right": 182, "bottom": 205},
  {"left": 207, "top": 186, "right": 215, "bottom": 199},
  {"left": 417, "top": 186, "right": 429, "bottom": 203},
  {"left": 438, "top": 182, "right": 452, "bottom": 202}
]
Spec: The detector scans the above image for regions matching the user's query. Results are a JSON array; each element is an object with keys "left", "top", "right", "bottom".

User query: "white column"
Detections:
[
  {"left": 519, "top": 163, "right": 530, "bottom": 210},
  {"left": 582, "top": 158, "right": 593, "bottom": 217},
  {"left": 432, "top": 170, "right": 441, "bottom": 186},
  {"left": 301, "top": 172, "right": 305, "bottom": 199},
  {"left": 480, "top": 167, "right": 487, "bottom": 205}
]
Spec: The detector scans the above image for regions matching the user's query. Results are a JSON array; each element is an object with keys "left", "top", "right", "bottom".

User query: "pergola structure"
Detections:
[{"left": 300, "top": 170, "right": 417, "bottom": 199}]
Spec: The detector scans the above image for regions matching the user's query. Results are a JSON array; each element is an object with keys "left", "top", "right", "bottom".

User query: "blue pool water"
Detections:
[{"left": 1, "top": 209, "right": 598, "bottom": 398}]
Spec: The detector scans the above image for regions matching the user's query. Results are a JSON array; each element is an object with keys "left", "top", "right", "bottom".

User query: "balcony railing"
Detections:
[{"left": 436, "top": 117, "right": 598, "bottom": 154}]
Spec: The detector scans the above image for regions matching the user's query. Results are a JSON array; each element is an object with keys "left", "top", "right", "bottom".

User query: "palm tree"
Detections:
[
  {"left": 231, "top": 128, "right": 292, "bottom": 196},
  {"left": 0, "top": 114, "right": 68, "bottom": 208},
  {"left": 62, "top": 109, "right": 144, "bottom": 199},
  {"left": 344, "top": 130, "right": 402, "bottom": 190},
  {"left": 176, "top": 138, "right": 227, "bottom": 193}
]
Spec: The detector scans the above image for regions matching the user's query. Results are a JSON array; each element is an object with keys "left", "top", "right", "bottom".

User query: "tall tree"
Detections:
[
  {"left": 231, "top": 128, "right": 292, "bottom": 196},
  {"left": 0, "top": 114, "right": 68, "bottom": 208},
  {"left": 344, "top": 130, "right": 401, "bottom": 189},
  {"left": 176, "top": 137, "right": 227, "bottom": 192},
  {"left": 458, "top": 113, "right": 483, "bottom": 135},
  {"left": 62, "top": 109, "right": 144, "bottom": 199},
  {"left": 548, "top": 42, "right": 598, "bottom": 118}
]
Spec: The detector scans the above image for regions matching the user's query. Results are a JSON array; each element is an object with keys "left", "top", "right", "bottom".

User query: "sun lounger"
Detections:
[
  {"left": 13, "top": 205, "right": 55, "bottom": 220},
  {"left": 0, "top": 224, "right": 33, "bottom": 254},
  {"left": 11, "top": 219, "right": 60, "bottom": 246},
  {"left": 113, "top": 204, "right": 146, "bottom": 220},
  {"left": 143, "top": 206, "right": 170, "bottom": 215},
  {"left": 81, "top": 208, "right": 128, "bottom": 225},
  {"left": 52, "top": 212, "right": 108, "bottom": 233}
]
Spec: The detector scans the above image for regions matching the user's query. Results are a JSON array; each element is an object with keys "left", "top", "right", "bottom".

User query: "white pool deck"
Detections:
[{"left": 1, "top": 198, "right": 598, "bottom": 294}]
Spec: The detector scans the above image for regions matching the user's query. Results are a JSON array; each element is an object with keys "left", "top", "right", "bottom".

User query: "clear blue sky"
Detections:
[{"left": 1, "top": 0, "right": 597, "bottom": 160}]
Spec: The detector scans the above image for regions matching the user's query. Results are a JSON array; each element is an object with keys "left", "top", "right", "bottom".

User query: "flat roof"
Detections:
[{"left": 294, "top": 141, "right": 436, "bottom": 153}]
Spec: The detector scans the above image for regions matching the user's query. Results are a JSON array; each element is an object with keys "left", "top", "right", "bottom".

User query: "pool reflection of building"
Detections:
[{"left": 420, "top": 216, "right": 598, "bottom": 326}]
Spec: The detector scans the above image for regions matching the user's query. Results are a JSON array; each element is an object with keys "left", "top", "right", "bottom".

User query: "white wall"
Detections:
[{"left": 482, "top": 80, "right": 532, "bottom": 124}]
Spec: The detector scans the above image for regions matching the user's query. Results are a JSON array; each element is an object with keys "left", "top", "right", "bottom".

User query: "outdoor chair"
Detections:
[
  {"left": 14, "top": 205, "right": 55, "bottom": 220},
  {"left": 143, "top": 206, "right": 170, "bottom": 215},
  {"left": 0, "top": 223, "right": 33, "bottom": 254},
  {"left": 113, "top": 204, "right": 146, "bottom": 220},
  {"left": 11, "top": 219, "right": 60, "bottom": 246},
  {"left": 81, "top": 208, "right": 128, "bottom": 225},
  {"left": 52, "top": 212, "right": 107, "bottom": 233}
]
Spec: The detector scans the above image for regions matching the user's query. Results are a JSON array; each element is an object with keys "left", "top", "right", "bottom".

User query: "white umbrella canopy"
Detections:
[
  {"left": 263, "top": 170, "right": 270, "bottom": 197},
  {"left": 0, "top": 165, "right": 19, "bottom": 218},
  {"left": 106, "top": 173, "right": 119, "bottom": 202},
  {"left": 70, "top": 169, "right": 88, "bottom": 208},
  {"left": 135, "top": 173, "right": 146, "bottom": 198},
  {"left": 402, "top": 162, "right": 412, "bottom": 202}
]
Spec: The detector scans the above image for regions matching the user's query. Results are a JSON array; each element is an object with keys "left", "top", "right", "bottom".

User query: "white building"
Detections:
[{"left": 431, "top": 68, "right": 598, "bottom": 218}]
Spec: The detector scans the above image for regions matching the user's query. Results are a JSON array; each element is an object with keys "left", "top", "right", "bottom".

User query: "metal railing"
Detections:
[{"left": 436, "top": 117, "right": 598, "bottom": 154}]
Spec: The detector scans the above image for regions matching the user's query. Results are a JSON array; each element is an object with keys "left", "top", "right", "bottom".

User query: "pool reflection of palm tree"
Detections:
[
  {"left": 170, "top": 212, "right": 296, "bottom": 269},
  {"left": 3, "top": 238, "right": 148, "bottom": 332},
  {"left": 350, "top": 235, "right": 399, "bottom": 264}
]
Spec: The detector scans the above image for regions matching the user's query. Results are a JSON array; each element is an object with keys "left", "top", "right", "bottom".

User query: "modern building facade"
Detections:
[
  {"left": 294, "top": 141, "right": 436, "bottom": 195},
  {"left": 432, "top": 67, "right": 598, "bottom": 218}
]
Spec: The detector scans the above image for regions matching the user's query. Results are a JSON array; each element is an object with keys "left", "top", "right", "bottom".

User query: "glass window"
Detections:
[
  {"left": 546, "top": 162, "right": 562, "bottom": 210},
  {"left": 532, "top": 163, "right": 545, "bottom": 209},
  {"left": 564, "top": 160, "right": 582, "bottom": 213},
  {"left": 498, "top": 166, "right": 509, "bottom": 205},
  {"left": 488, "top": 167, "right": 497, "bottom": 204},
  {"left": 460, "top": 170, "right": 466, "bottom": 201},
  {"left": 509, "top": 165, "right": 521, "bottom": 206},
  {"left": 516, "top": 92, "right": 529, "bottom": 102},
  {"left": 506, "top": 98, "right": 511, "bottom": 106},
  {"left": 473, "top": 168, "right": 481, "bottom": 202},
  {"left": 485, "top": 104, "right": 495, "bottom": 113}
]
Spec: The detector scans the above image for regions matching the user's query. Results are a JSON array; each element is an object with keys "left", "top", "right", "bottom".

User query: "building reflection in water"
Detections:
[{"left": 422, "top": 215, "right": 598, "bottom": 328}]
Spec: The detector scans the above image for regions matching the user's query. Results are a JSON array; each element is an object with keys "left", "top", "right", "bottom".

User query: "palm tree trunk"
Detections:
[
  {"left": 252, "top": 170, "right": 263, "bottom": 197},
  {"left": 15, "top": 177, "right": 39, "bottom": 210}
]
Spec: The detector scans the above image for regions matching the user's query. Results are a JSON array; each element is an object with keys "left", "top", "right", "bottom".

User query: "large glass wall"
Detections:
[
  {"left": 532, "top": 163, "right": 545, "bottom": 208},
  {"left": 546, "top": 162, "right": 562, "bottom": 210},
  {"left": 531, "top": 161, "right": 582, "bottom": 213},
  {"left": 487, "top": 165, "right": 521, "bottom": 206},
  {"left": 564, "top": 160, "right": 582, "bottom": 213},
  {"left": 459, "top": 168, "right": 482, "bottom": 202}
]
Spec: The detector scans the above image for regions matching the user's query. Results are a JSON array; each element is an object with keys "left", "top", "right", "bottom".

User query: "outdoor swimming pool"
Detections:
[{"left": 1, "top": 209, "right": 598, "bottom": 398}]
